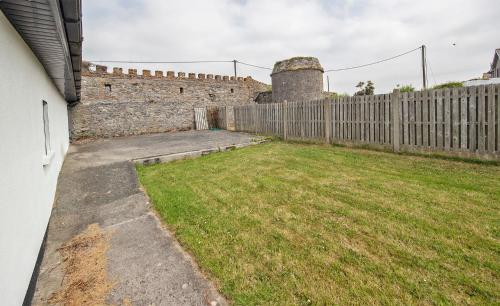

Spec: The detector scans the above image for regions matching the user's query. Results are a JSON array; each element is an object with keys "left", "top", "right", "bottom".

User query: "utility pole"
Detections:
[
  {"left": 327, "top": 75, "right": 330, "bottom": 92},
  {"left": 233, "top": 60, "right": 237, "bottom": 78},
  {"left": 421, "top": 45, "right": 427, "bottom": 89}
]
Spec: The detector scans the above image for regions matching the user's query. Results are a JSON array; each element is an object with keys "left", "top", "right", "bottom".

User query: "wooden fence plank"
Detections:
[
  {"left": 469, "top": 87, "right": 477, "bottom": 152},
  {"left": 422, "top": 91, "right": 429, "bottom": 147},
  {"left": 416, "top": 91, "right": 422, "bottom": 146},
  {"left": 377, "top": 95, "right": 383, "bottom": 144},
  {"left": 353, "top": 97, "right": 356, "bottom": 140},
  {"left": 460, "top": 88, "right": 468, "bottom": 150},
  {"left": 429, "top": 91, "right": 436, "bottom": 148},
  {"left": 346, "top": 98, "right": 350, "bottom": 140},
  {"left": 487, "top": 84, "right": 496, "bottom": 153},
  {"left": 384, "top": 95, "right": 389, "bottom": 144},
  {"left": 373, "top": 96, "right": 377, "bottom": 143},
  {"left": 362, "top": 97, "right": 365, "bottom": 142},
  {"left": 373, "top": 96, "right": 379, "bottom": 143},
  {"left": 401, "top": 92, "right": 407, "bottom": 145},
  {"left": 451, "top": 88, "right": 460, "bottom": 149},
  {"left": 444, "top": 89, "right": 451, "bottom": 151},
  {"left": 332, "top": 100, "right": 336, "bottom": 139},
  {"left": 366, "top": 96, "right": 370, "bottom": 142},
  {"left": 351, "top": 98, "right": 355, "bottom": 141},
  {"left": 358, "top": 98, "right": 362, "bottom": 141},
  {"left": 358, "top": 97, "right": 365, "bottom": 143},
  {"left": 408, "top": 92, "right": 414, "bottom": 146},
  {"left": 356, "top": 98, "right": 360, "bottom": 141},
  {"left": 342, "top": 98, "right": 346, "bottom": 140},
  {"left": 497, "top": 85, "right": 500, "bottom": 152},
  {"left": 436, "top": 90, "right": 443, "bottom": 149},
  {"left": 378, "top": 95, "right": 382, "bottom": 143},
  {"left": 478, "top": 85, "right": 486, "bottom": 152},
  {"left": 325, "top": 100, "right": 331, "bottom": 143},
  {"left": 392, "top": 90, "right": 400, "bottom": 151},
  {"left": 367, "top": 96, "right": 372, "bottom": 143},
  {"left": 307, "top": 101, "right": 311, "bottom": 138}
]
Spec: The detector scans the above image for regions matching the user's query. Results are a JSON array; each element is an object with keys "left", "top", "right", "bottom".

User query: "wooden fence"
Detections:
[
  {"left": 207, "top": 106, "right": 227, "bottom": 129},
  {"left": 234, "top": 84, "right": 500, "bottom": 159}
]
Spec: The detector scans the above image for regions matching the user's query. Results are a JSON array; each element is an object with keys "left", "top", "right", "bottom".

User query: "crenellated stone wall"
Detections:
[{"left": 69, "top": 63, "right": 268, "bottom": 140}]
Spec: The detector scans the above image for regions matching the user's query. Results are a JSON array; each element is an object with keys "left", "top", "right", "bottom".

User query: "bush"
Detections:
[
  {"left": 397, "top": 85, "right": 415, "bottom": 93},
  {"left": 433, "top": 82, "right": 463, "bottom": 89},
  {"left": 328, "top": 92, "right": 350, "bottom": 99}
]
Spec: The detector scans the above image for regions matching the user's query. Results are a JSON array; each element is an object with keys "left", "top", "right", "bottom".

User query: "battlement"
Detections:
[{"left": 82, "top": 61, "right": 256, "bottom": 83}]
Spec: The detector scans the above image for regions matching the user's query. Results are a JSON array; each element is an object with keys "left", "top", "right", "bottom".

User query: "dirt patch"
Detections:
[{"left": 49, "top": 223, "right": 114, "bottom": 306}]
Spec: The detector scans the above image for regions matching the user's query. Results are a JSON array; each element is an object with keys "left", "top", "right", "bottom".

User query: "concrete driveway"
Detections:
[{"left": 32, "top": 130, "right": 258, "bottom": 305}]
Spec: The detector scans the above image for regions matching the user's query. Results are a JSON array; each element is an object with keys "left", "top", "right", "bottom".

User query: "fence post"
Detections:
[
  {"left": 392, "top": 89, "right": 401, "bottom": 152},
  {"left": 324, "top": 99, "right": 332, "bottom": 144},
  {"left": 283, "top": 100, "right": 288, "bottom": 140},
  {"left": 253, "top": 104, "right": 258, "bottom": 133}
]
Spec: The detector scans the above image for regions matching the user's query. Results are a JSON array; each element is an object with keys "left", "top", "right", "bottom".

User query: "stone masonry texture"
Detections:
[
  {"left": 271, "top": 57, "right": 324, "bottom": 103},
  {"left": 69, "top": 63, "right": 268, "bottom": 140}
]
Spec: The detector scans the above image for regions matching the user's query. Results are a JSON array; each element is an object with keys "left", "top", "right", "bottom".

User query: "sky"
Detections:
[{"left": 82, "top": 0, "right": 500, "bottom": 95}]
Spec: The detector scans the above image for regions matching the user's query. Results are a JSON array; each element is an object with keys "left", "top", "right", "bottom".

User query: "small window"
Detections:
[
  {"left": 180, "top": 87, "right": 184, "bottom": 94},
  {"left": 230, "top": 88, "right": 234, "bottom": 93},
  {"left": 104, "top": 84, "right": 112, "bottom": 93},
  {"left": 42, "top": 101, "right": 50, "bottom": 156}
]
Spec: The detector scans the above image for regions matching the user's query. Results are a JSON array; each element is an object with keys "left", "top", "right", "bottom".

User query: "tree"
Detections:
[
  {"left": 365, "top": 81, "right": 374, "bottom": 95},
  {"left": 354, "top": 80, "right": 375, "bottom": 96}
]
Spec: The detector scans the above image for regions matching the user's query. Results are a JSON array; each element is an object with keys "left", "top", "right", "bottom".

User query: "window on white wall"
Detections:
[{"left": 42, "top": 101, "right": 52, "bottom": 164}]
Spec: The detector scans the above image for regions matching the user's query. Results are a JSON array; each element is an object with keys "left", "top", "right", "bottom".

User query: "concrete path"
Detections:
[{"left": 33, "top": 130, "right": 257, "bottom": 305}]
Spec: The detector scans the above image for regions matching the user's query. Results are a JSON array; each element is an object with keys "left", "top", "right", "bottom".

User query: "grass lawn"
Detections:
[{"left": 137, "top": 142, "right": 500, "bottom": 305}]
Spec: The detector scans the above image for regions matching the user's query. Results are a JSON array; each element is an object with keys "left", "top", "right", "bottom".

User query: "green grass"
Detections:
[{"left": 137, "top": 142, "right": 500, "bottom": 305}]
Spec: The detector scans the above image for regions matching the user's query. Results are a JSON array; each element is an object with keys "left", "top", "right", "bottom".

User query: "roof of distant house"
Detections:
[
  {"left": 492, "top": 48, "right": 500, "bottom": 69},
  {"left": 0, "top": 0, "right": 82, "bottom": 102}
]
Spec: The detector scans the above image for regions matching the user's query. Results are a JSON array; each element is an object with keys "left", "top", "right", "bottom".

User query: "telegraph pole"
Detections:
[
  {"left": 327, "top": 75, "right": 330, "bottom": 92},
  {"left": 421, "top": 45, "right": 427, "bottom": 89},
  {"left": 233, "top": 59, "right": 237, "bottom": 78}
]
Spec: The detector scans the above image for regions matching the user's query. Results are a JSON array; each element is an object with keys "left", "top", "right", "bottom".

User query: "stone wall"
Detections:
[
  {"left": 254, "top": 91, "right": 273, "bottom": 104},
  {"left": 70, "top": 64, "right": 268, "bottom": 140}
]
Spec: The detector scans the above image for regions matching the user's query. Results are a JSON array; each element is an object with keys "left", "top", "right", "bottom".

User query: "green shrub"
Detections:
[
  {"left": 398, "top": 84, "right": 415, "bottom": 92},
  {"left": 433, "top": 82, "right": 463, "bottom": 89},
  {"left": 328, "top": 92, "right": 350, "bottom": 99}
]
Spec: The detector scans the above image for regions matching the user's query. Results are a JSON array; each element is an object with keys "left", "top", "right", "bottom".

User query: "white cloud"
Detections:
[{"left": 83, "top": 0, "right": 500, "bottom": 94}]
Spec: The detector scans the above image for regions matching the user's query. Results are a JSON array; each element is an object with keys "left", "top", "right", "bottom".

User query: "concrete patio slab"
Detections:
[{"left": 32, "top": 130, "right": 258, "bottom": 305}]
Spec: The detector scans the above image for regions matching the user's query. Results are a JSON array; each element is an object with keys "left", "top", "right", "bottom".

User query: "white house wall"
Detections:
[{"left": 0, "top": 11, "right": 69, "bottom": 306}]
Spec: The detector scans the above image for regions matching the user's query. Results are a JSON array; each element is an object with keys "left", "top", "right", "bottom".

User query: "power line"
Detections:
[
  {"left": 236, "top": 60, "right": 273, "bottom": 70},
  {"left": 88, "top": 46, "right": 423, "bottom": 74},
  {"left": 236, "top": 47, "right": 423, "bottom": 72},
  {"left": 324, "top": 46, "right": 422, "bottom": 72},
  {"left": 426, "top": 54, "right": 437, "bottom": 86},
  {"left": 87, "top": 60, "right": 233, "bottom": 64}
]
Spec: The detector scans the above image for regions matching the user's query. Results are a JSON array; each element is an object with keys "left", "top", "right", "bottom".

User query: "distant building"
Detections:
[
  {"left": 465, "top": 49, "right": 500, "bottom": 86},
  {"left": 490, "top": 48, "right": 500, "bottom": 78}
]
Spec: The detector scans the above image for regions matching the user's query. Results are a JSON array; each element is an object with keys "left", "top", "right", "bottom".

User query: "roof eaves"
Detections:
[{"left": 0, "top": 0, "right": 82, "bottom": 102}]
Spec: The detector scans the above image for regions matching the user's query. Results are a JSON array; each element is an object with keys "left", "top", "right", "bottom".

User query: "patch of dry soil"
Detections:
[{"left": 49, "top": 223, "right": 114, "bottom": 306}]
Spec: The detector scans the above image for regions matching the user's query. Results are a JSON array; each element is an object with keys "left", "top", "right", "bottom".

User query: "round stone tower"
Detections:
[{"left": 271, "top": 57, "right": 324, "bottom": 103}]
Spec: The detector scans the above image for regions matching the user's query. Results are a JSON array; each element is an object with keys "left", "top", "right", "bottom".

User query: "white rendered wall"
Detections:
[
  {"left": 463, "top": 78, "right": 500, "bottom": 87},
  {"left": 0, "top": 11, "right": 70, "bottom": 306}
]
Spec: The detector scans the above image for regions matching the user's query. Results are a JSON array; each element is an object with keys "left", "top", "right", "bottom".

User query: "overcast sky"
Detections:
[{"left": 82, "top": 0, "right": 499, "bottom": 94}]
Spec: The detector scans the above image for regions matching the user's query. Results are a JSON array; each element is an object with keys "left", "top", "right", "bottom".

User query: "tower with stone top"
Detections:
[{"left": 271, "top": 57, "right": 324, "bottom": 103}]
